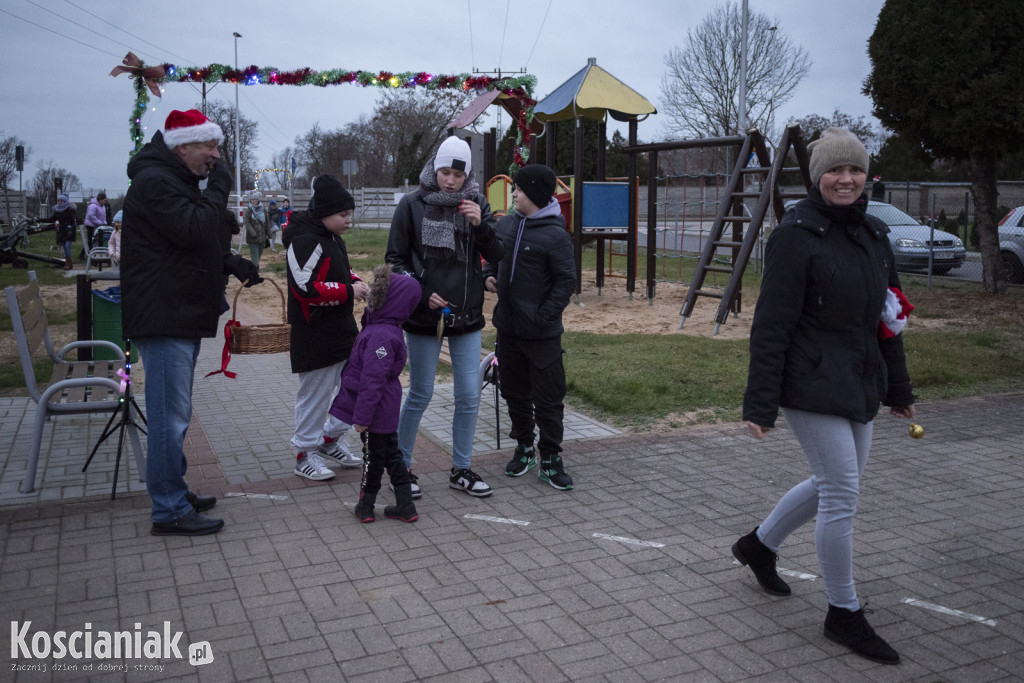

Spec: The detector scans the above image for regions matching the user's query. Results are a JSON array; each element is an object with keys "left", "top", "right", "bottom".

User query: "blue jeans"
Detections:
[
  {"left": 757, "top": 408, "right": 874, "bottom": 610},
  {"left": 135, "top": 338, "right": 201, "bottom": 523},
  {"left": 398, "top": 331, "right": 482, "bottom": 470}
]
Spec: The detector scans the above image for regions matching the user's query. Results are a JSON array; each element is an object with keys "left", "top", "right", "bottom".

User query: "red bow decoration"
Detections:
[
  {"left": 204, "top": 320, "right": 240, "bottom": 379},
  {"left": 110, "top": 52, "right": 166, "bottom": 98}
]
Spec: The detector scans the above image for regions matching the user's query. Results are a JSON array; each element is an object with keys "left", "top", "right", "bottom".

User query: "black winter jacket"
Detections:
[
  {"left": 121, "top": 131, "right": 233, "bottom": 340},
  {"left": 282, "top": 211, "right": 360, "bottom": 373},
  {"left": 743, "top": 190, "right": 914, "bottom": 427},
  {"left": 386, "top": 190, "right": 504, "bottom": 337},
  {"left": 483, "top": 201, "right": 576, "bottom": 340}
]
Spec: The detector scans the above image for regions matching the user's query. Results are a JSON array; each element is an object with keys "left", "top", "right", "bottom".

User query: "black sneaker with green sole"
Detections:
[
  {"left": 539, "top": 455, "right": 573, "bottom": 490},
  {"left": 506, "top": 444, "right": 537, "bottom": 477}
]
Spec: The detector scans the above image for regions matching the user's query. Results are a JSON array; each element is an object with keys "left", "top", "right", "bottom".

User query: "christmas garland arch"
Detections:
[{"left": 111, "top": 52, "right": 537, "bottom": 175}]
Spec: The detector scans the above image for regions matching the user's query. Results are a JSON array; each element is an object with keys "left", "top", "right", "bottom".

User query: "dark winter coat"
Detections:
[
  {"left": 282, "top": 210, "right": 360, "bottom": 373},
  {"left": 484, "top": 200, "right": 576, "bottom": 340},
  {"left": 743, "top": 189, "right": 914, "bottom": 427},
  {"left": 386, "top": 190, "right": 504, "bottom": 337},
  {"left": 329, "top": 268, "right": 422, "bottom": 433},
  {"left": 52, "top": 207, "right": 77, "bottom": 244},
  {"left": 121, "top": 131, "right": 233, "bottom": 340}
]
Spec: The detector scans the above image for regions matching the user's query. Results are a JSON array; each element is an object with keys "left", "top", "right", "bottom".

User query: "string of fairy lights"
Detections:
[{"left": 114, "top": 54, "right": 538, "bottom": 176}]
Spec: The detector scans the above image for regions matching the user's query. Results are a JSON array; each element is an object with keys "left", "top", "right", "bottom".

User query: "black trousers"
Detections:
[
  {"left": 359, "top": 431, "right": 411, "bottom": 495},
  {"left": 496, "top": 334, "right": 565, "bottom": 456}
]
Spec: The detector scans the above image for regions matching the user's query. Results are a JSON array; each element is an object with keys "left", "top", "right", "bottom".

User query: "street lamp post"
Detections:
[
  {"left": 233, "top": 32, "right": 242, "bottom": 244},
  {"left": 738, "top": 0, "right": 748, "bottom": 133}
]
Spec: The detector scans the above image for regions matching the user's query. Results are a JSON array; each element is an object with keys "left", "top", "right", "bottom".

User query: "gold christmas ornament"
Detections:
[{"left": 909, "top": 423, "right": 924, "bottom": 439}]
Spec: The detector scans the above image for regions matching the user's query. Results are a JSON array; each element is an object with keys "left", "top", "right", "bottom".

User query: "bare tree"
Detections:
[
  {"left": 293, "top": 123, "right": 359, "bottom": 187},
  {"left": 285, "top": 89, "right": 475, "bottom": 189},
  {"left": 200, "top": 100, "right": 260, "bottom": 190},
  {"left": 791, "top": 110, "right": 885, "bottom": 154},
  {"left": 27, "top": 161, "right": 82, "bottom": 215},
  {"left": 261, "top": 146, "right": 296, "bottom": 191},
  {"left": 660, "top": 1, "right": 810, "bottom": 139}
]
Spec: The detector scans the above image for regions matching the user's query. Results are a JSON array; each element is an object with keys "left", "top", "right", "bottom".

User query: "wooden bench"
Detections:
[{"left": 5, "top": 271, "right": 145, "bottom": 493}]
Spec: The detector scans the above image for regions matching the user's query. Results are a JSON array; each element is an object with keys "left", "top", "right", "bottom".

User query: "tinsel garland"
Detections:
[{"left": 127, "top": 61, "right": 536, "bottom": 174}]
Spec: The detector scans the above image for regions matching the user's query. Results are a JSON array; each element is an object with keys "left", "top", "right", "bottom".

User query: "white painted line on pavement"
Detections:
[
  {"left": 225, "top": 492, "right": 289, "bottom": 500},
  {"left": 593, "top": 533, "right": 665, "bottom": 548},
  {"left": 465, "top": 513, "right": 531, "bottom": 526},
  {"left": 732, "top": 560, "right": 817, "bottom": 581},
  {"left": 901, "top": 598, "right": 997, "bottom": 627},
  {"left": 779, "top": 568, "right": 818, "bottom": 581}
]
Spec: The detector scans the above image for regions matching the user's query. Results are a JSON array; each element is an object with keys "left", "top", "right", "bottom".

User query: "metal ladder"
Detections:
[{"left": 678, "top": 124, "right": 812, "bottom": 334}]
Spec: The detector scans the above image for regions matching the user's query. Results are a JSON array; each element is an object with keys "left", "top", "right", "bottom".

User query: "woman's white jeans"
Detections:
[
  {"left": 397, "top": 331, "right": 482, "bottom": 470},
  {"left": 757, "top": 408, "right": 874, "bottom": 610}
]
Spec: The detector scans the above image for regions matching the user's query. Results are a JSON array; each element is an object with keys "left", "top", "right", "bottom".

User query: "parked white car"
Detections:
[{"left": 996, "top": 207, "right": 1024, "bottom": 284}]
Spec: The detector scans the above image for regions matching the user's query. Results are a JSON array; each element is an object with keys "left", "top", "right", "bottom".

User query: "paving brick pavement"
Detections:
[{"left": 1, "top": 301, "right": 1023, "bottom": 680}]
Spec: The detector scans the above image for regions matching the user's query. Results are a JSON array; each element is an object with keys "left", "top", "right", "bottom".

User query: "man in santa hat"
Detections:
[{"left": 122, "top": 109, "right": 261, "bottom": 536}]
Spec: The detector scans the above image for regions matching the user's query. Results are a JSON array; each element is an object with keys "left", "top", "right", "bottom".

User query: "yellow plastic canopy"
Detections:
[{"left": 534, "top": 58, "right": 656, "bottom": 123}]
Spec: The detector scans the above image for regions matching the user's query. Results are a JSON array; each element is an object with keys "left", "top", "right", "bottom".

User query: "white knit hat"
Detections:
[
  {"left": 162, "top": 109, "right": 224, "bottom": 149},
  {"left": 433, "top": 136, "right": 472, "bottom": 174}
]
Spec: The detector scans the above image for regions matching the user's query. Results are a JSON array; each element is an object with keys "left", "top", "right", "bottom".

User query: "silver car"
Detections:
[
  {"left": 996, "top": 207, "right": 1024, "bottom": 284},
  {"left": 866, "top": 201, "right": 967, "bottom": 275}
]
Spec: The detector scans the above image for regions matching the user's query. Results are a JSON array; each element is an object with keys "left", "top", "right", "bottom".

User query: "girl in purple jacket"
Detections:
[{"left": 329, "top": 264, "right": 422, "bottom": 523}]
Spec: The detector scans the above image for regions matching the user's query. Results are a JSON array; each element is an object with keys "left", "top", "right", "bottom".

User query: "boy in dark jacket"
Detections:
[
  {"left": 329, "top": 264, "right": 422, "bottom": 522},
  {"left": 484, "top": 164, "right": 577, "bottom": 490},
  {"left": 284, "top": 175, "right": 369, "bottom": 481}
]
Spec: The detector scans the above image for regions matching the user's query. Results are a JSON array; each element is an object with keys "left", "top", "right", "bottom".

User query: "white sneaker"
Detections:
[
  {"left": 294, "top": 452, "right": 335, "bottom": 481},
  {"left": 318, "top": 437, "right": 362, "bottom": 468},
  {"left": 390, "top": 471, "right": 422, "bottom": 499}
]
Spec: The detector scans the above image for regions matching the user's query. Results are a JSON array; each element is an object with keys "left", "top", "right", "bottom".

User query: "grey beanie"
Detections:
[{"left": 808, "top": 127, "right": 869, "bottom": 187}]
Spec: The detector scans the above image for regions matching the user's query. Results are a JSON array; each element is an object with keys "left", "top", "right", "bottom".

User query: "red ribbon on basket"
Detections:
[{"left": 204, "top": 319, "right": 240, "bottom": 379}]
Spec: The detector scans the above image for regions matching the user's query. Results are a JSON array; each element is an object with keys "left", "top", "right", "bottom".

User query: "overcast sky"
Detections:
[{"left": 1, "top": 0, "right": 885, "bottom": 195}]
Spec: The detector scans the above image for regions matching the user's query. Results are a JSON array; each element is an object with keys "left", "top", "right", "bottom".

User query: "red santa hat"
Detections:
[{"left": 162, "top": 109, "right": 224, "bottom": 149}]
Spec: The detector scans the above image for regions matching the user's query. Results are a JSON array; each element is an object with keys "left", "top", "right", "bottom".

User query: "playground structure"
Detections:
[{"left": 463, "top": 59, "right": 817, "bottom": 333}]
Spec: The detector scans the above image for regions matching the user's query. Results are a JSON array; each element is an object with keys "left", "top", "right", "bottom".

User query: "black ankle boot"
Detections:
[
  {"left": 731, "top": 527, "right": 791, "bottom": 596},
  {"left": 384, "top": 483, "right": 418, "bottom": 523},
  {"left": 824, "top": 604, "right": 900, "bottom": 665},
  {"left": 354, "top": 490, "right": 376, "bottom": 523}
]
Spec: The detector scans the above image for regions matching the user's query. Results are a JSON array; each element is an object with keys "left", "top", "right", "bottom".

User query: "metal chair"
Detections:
[{"left": 80, "top": 225, "right": 113, "bottom": 272}]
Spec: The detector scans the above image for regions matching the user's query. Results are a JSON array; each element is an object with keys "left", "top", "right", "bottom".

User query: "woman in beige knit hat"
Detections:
[{"left": 735, "top": 128, "right": 916, "bottom": 665}]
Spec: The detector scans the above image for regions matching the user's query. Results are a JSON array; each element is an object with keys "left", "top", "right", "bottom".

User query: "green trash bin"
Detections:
[{"left": 92, "top": 286, "right": 137, "bottom": 362}]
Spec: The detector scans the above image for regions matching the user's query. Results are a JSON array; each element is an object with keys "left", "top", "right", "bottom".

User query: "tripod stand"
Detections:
[{"left": 82, "top": 340, "right": 147, "bottom": 499}]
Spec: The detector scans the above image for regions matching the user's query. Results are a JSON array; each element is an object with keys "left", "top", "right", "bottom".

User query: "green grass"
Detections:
[
  {"left": 4, "top": 228, "right": 1024, "bottom": 427},
  {"left": 563, "top": 332, "right": 750, "bottom": 428}
]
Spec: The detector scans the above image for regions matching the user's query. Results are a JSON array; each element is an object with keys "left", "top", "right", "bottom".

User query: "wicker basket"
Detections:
[{"left": 228, "top": 276, "right": 290, "bottom": 354}]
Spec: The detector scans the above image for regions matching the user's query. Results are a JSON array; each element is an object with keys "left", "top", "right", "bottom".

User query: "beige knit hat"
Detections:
[{"left": 808, "top": 127, "right": 869, "bottom": 187}]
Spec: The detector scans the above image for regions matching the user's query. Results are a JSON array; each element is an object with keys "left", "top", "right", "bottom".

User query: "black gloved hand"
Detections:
[
  {"left": 224, "top": 253, "right": 264, "bottom": 287},
  {"left": 207, "top": 162, "right": 233, "bottom": 195}
]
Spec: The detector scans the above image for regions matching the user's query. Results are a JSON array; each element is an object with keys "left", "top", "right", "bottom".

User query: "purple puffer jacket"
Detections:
[
  {"left": 329, "top": 269, "right": 421, "bottom": 433},
  {"left": 85, "top": 198, "right": 106, "bottom": 228}
]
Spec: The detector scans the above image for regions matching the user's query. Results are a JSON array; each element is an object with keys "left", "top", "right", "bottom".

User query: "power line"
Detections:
[
  {"left": 497, "top": 0, "right": 511, "bottom": 69},
  {"left": 0, "top": 5, "right": 121, "bottom": 58},
  {"left": 60, "top": 0, "right": 199, "bottom": 65},
  {"left": 525, "top": 0, "right": 554, "bottom": 69},
  {"left": 467, "top": 0, "right": 476, "bottom": 69}
]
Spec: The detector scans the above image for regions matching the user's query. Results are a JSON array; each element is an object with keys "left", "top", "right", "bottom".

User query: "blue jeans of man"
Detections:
[
  {"left": 398, "top": 331, "right": 482, "bottom": 470},
  {"left": 757, "top": 408, "right": 874, "bottom": 610},
  {"left": 135, "top": 337, "right": 200, "bottom": 523}
]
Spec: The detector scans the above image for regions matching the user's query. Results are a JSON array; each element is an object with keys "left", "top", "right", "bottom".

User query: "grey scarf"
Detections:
[{"left": 418, "top": 159, "right": 480, "bottom": 263}]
